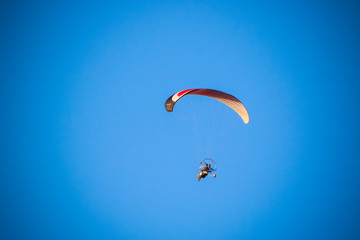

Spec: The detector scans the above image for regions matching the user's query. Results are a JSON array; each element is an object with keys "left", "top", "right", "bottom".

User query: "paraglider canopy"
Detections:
[{"left": 165, "top": 88, "right": 249, "bottom": 124}]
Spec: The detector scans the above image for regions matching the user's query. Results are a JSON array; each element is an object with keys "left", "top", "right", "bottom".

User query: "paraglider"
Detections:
[
  {"left": 164, "top": 88, "right": 249, "bottom": 181},
  {"left": 197, "top": 158, "right": 217, "bottom": 181}
]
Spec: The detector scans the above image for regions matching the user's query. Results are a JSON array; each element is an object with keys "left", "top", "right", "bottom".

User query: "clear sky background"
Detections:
[{"left": 1, "top": 1, "right": 360, "bottom": 239}]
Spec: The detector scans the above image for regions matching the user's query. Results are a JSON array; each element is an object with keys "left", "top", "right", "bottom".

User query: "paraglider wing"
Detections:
[{"left": 165, "top": 88, "right": 249, "bottom": 124}]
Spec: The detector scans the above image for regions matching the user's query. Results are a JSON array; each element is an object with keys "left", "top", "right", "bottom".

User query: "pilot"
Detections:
[
  {"left": 197, "top": 163, "right": 210, "bottom": 181},
  {"left": 197, "top": 162, "right": 216, "bottom": 181}
]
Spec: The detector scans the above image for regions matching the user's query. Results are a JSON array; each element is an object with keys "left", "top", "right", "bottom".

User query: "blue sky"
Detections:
[{"left": 1, "top": 1, "right": 360, "bottom": 239}]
